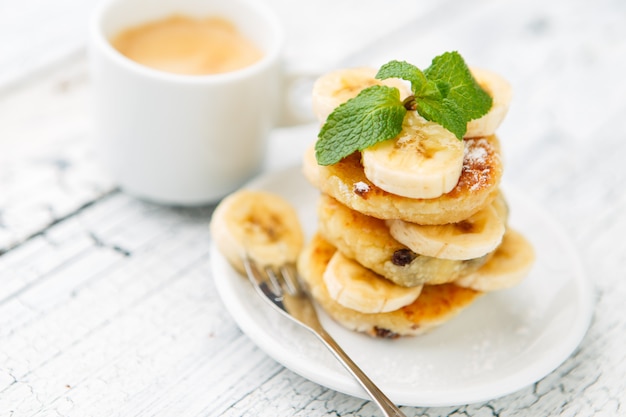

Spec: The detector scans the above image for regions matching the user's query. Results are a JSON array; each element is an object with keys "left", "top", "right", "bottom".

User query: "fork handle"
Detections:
[{"left": 315, "top": 329, "right": 408, "bottom": 417}]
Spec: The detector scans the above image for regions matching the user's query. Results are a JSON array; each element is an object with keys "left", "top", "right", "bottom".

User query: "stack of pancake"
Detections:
[{"left": 298, "top": 67, "right": 534, "bottom": 338}]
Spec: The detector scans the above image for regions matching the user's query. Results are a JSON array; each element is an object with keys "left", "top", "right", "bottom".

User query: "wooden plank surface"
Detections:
[{"left": 1, "top": 0, "right": 625, "bottom": 415}]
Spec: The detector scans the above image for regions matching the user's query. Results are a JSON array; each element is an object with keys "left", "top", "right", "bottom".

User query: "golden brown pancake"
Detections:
[
  {"left": 298, "top": 233, "right": 482, "bottom": 338},
  {"left": 302, "top": 135, "right": 503, "bottom": 225},
  {"left": 317, "top": 194, "right": 489, "bottom": 287}
]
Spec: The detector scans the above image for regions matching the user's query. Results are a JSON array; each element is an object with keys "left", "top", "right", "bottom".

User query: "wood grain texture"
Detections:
[{"left": 1, "top": 0, "right": 625, "bottom": 416}]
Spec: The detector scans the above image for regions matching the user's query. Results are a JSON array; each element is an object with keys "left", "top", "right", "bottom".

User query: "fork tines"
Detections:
[{"left": 243, "top": 258, "right": 301, "bottom": 297}]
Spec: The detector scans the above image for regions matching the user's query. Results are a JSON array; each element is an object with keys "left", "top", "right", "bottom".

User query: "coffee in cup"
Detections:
[{"left": 110, "top": 14, "right": 263, "bottom": 76}]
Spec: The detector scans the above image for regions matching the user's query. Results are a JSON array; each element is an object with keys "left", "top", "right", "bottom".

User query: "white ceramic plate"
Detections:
[{"left": 211, "top": 165, "right": 593, "bottom": 407}]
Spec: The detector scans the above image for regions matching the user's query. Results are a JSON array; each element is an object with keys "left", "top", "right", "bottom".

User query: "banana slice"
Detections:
[
  {"left": 455, "top": 228, "right": 534, "bottom": 291},
  {"left": 465, "top": 68, "right": 513, "bottom": 138},
  {"left": 209, "top": 190, "right": 304, "bottom": 274},
  {"left": 361, "top": 112, "right": 465, "bottom": 199},
  {"left": 312, "top": 67, "right": 411, "bottom": 123},
  {"left": 491, "top": 191, "right": 509, "bottom": 221},
  {"left": 323, "top": 251, "right": 423, "bottom": 314},
  {"left": 387, "top": 202, "right": 505, "bottom": 260}
]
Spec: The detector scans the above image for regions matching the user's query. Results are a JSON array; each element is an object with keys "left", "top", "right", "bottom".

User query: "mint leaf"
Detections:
[
  {"left": 375, "top": 52, "right": 492, "bottom": 139},
  {"left": 315, "top": 85, "right": 406, "bottom": 166},
  {"left": 376, "top": 60, "right": 441, "bottom": 102},
  {"left": 314, "top": 51, "right": 494, "bottom": 165},
  {"left": 416, "top": 96, "right": 467, "bottom": 139},
  {"left": 424, "top": 51, "right": 492, "bottom": 124}
]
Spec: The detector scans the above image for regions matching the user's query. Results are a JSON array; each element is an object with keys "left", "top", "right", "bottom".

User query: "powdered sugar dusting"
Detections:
[
  {"left": 353, "top": 180, "right": 371, "bottom": 198},
  {"left": 354, "top": 181, "right": 370, "bottom": 193},
  {"left": 464, "top": 140, "right": 489, "bottom": 165},
  {"left": 460, "top": 138, "right": 494, "bottom": 192}
]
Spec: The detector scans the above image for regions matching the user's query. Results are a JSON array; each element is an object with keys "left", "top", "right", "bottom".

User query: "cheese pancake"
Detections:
[
  {"left": 317, "top": 194, "right": 489, "bottom": 287},
  {"left": 298, "top": 233, "right": 482, "bottom": 338},
  {"left": 302, "top": 135, "right": 503, "bottom": 225}
]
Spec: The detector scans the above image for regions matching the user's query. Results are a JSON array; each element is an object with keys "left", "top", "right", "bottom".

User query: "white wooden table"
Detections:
[{"left": 1, "top": 0, "right": 625, "bottom": 415}]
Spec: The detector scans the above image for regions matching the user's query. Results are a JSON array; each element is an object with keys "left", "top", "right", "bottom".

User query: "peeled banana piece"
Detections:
[
  {"left": 455, "top": 228, "right": 534, "bottom": 291},
  {"left": 209, "top": 190, "right": 304, "bottom": 274},
  {"left": 387, "top": 201, "right": 506, "bottom": 260},
  {"left": 311, "top": 67, "right": 411, "bottom": 123},
  {"left": 323, "top": 250, "right": 423, "bottom": 314},
  {"left": 361, "top": 112, "right": 465, "bottom": 199},
  {"left": 465, "top": 68, "right": 513, "bottom": 138}
]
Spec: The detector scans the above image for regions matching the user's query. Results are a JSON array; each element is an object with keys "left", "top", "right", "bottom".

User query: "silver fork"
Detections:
[{"left": 243, "top": 257, "right": 408, "bottom": 417}]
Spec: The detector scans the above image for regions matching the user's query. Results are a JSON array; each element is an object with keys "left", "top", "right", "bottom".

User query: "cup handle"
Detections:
[{"left": 276, "top": 70, "right": 321, "bottom": 127}]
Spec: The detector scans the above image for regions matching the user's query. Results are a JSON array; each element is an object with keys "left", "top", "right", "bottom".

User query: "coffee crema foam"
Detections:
[{"left": 110, "top": 15, "right": 263, "bottom": 75}]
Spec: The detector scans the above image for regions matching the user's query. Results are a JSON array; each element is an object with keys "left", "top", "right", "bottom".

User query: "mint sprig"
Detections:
[
  {"left": 315, "top": 51, "right": 492, "bottom": 166},
  {"left": 315, "top": 85, "right": 406, "bottom": 166}
]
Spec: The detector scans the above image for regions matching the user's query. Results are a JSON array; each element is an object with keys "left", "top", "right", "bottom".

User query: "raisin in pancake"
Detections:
[
  {"left": 302, "top": 135, "right": 503, "bottom": 225},
  {"left": 317, "top": 194, "right": 489, "bottom": 287},
  {"left": 297, "top": 233, "right": 482, "bottom": 338}
]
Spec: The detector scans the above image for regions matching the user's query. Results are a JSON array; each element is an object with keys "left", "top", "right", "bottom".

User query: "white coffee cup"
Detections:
[{"left": 89, "top": 0, "right": 286, "bottom": 205}]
